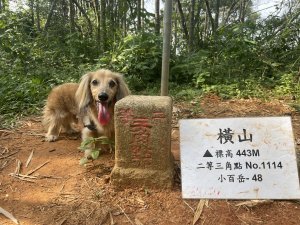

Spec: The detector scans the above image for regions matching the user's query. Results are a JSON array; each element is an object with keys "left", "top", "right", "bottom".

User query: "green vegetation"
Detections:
[
  {"left": 0, "top": 1, "right": 299, "bottom": 127},
  {"left": 79, "top": 136, "right": 114, "bottom": 165}
]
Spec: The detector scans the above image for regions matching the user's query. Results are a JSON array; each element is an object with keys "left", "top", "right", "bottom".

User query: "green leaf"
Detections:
[
  {"left": 79, "top": 137, "right": 94, "bottom": 151},
  {"left": 244, "top": 39, "right": 256, "bottom": 45},
  {"left": 79, "top": 157, "right": 89, "bottom": 165},
  {"left": 91, "top": 150, "right": 100, "bottom": 160}
]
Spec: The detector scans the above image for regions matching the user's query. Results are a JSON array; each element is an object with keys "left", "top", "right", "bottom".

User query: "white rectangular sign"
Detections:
[{"left": 180, "top": 117, "right": 300, "bottom": 199}]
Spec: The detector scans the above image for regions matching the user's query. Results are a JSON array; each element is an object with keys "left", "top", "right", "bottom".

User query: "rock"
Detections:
[{"left": 111, "top": 95, "right": 174, "bottom": 189}]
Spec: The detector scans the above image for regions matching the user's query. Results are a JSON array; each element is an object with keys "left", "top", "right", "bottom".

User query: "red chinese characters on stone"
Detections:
[
  {"left": 129, "top": 118, "right": 152, "bottom": 163},
  {"left": 152, "top": 112, "right": 166, "bottom": 120},
  {"left": 118, "top": 108, "right": 133, "bottom": 125},
  {"left": 119, "top": 108, "right": 167, "bottom": 163}
]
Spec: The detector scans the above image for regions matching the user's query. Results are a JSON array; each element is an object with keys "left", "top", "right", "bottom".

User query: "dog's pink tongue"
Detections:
[{"left": 98, "top": 103, "right": 110, "bottom": 126}]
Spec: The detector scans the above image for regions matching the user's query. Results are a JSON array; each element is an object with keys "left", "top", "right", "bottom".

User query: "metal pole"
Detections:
[{"left": 161, "top": 0, "right": 172, "bottom": 96}]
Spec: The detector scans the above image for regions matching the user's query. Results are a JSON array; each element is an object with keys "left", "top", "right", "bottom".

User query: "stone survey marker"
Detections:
[{"left": 111, "top": 95, "right": 174, "bottom": 188}]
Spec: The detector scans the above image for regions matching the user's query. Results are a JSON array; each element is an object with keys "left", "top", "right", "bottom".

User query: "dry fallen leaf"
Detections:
[
  {"left": 0, "top": 206, "right": 19, "bottom": 224},
  {"left": 235, "top": 200, "right": 273, "bottom": 208},
  {"left": 193, "top": 199, "right": 208, "bottom": 225}
]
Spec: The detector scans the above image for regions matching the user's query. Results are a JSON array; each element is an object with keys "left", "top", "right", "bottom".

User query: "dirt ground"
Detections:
[{"left": 1, "top": 95, "right": 300, "bottom": 225}]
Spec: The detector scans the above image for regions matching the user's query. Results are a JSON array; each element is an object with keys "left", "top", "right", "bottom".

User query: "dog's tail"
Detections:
[{"left": 42, "top": 104, "right": 52, "bottom": 130}]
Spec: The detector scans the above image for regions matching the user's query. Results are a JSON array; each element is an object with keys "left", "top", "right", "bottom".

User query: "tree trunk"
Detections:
[
  {"left": 69, "top": 0, "right": 75, "bottom": 33},
  {"left": 176, "top": 0, "right": 189, "bottom": 42},
  {"left": 94, "top": 0, "right": 101, "bottom": 53},
  {"left": 204, "top": 9, "right": 208, "bottom": 39},
  {"left": 204, "top": 0, "right": 215, "bottom": 34},
  {"left": 0, "top": 0, "right": 6, "bottom": 11},
  {"left": 44, "top": 0, "right": 59, "bottom": 32},
  {"left": 239, "top": 0, "right": 244, "bottom": 23},
  {"left": 161, "top": 0, "right": 173, "bottom": 96},
  {"left": 36, "top": 0, "right": 41, "bottom": 31},
  {"left": 173, "top": 6, "right": 178, "bottom": 55},
  {"left": 224, "top": 0, "right": 238, "bottom": 25},
  {"left": 100, "top": 0, "right": 107, "bottom": 52},
  {"left": 29, "top": 0, "right": 35, "bottom": 35},
  {"left": 195, "top": 0, "right": 202, "bottom": 46},
  {"left": 239, "top": 0, "right": 250, "bottom": 23},
  {"left": 62, "top": 0, "right": 68, "bottom": 25},
  {"left": 141, "top": 0, "right": 144, "bottom": 28},
  {"left": 128, "top": 1, "right": 136, "bottom": 30},
  {"left": 110, "top": 0, "right": 115, "bottom": 36},
  {"left": 137, "top": 0, "right": 142, "bottom": 32},
  {"left": 214, "top": 0, "right": 220, "bottom": 30},
  {"left": 155, "top": 0, "right": 160, "bottom": 35},
  {"left": 71, "top": 0, "right": 93, "bottom": 35},
  {"left": 188, "top": 0, "right": 196, "bottom": 52},
  {"left": 121, "top": 0, "right": 127, "bottom": 37}
]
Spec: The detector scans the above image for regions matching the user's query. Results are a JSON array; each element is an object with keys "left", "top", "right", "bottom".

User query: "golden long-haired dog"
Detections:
[
  {"left": 43, "top": 69, "right": 130, "bottom": 155},
  {"left": 76, "top": 69, "right": 130, "bottom": 157}
]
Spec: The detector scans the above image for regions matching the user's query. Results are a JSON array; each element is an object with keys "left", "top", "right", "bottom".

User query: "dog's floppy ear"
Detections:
[
  {"left": 115, "top": 73, "right": 130, "bottom": 100},
  {"left": 76, "top": 73, "right": 92, "bottom": 112}
]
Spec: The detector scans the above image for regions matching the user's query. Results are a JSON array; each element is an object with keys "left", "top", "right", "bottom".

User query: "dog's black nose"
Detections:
[{"left": 98, "top": 92, "right": 108, "bottom": 102}]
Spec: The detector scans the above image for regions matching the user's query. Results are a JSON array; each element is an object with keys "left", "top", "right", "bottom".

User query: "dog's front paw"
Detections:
[{"left": 45, "top": 134, "right": 58, "bottom": 142}]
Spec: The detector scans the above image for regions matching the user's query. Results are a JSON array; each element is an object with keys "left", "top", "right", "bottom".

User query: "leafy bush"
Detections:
[
  {"left": 170, "top": 50, "right": 210, "bottom": 84},
  {"left": 0, "top": 74, "right": 47, "bottom": 127},
  {"left": 0, "top": 10, "right": 93, "bottom": 127},
  {"left": 169, "top": 21, "right": 299, "bottom": 100},
  {"left": 95, "top": 33, "right": 163, "bottom": 90},
  {"left": 275, "top": 72, "right": 300, "bottom": 97}
]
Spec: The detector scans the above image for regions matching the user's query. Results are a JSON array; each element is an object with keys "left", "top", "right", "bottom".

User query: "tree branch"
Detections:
[{"left": 71, "top": 0, "right": 93, "bottom": 35}]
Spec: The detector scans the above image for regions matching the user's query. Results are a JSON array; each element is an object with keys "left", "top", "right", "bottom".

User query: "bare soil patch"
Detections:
[{"left": 1, "top": 95, "right": 300, "bottom": 225}]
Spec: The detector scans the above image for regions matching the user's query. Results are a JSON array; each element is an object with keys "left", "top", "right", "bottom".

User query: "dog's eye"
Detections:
[
  {"left": 91, "top": 80, "right": 98, "bottom": 86},
  {"left": 109, "top": 80, "right": 116, "bottom": 88}
]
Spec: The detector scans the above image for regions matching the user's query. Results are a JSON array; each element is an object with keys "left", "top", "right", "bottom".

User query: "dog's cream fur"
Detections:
[
  {"left": 76, "top": 70, "right": 130, "bottom": 156},
  {"left": 43, "top": 83, "right": 79, "bottom": 142},
  {"left": 43, "top": 69, "right": 130, "bottom": 157}
]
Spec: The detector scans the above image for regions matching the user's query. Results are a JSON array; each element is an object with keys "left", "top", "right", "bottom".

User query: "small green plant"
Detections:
[
  {"left": 79, "top": 136, "right": 114, "bottom": 165},
  {"left": 275, "top": 73, "right": 299, "bottom": 97}
]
